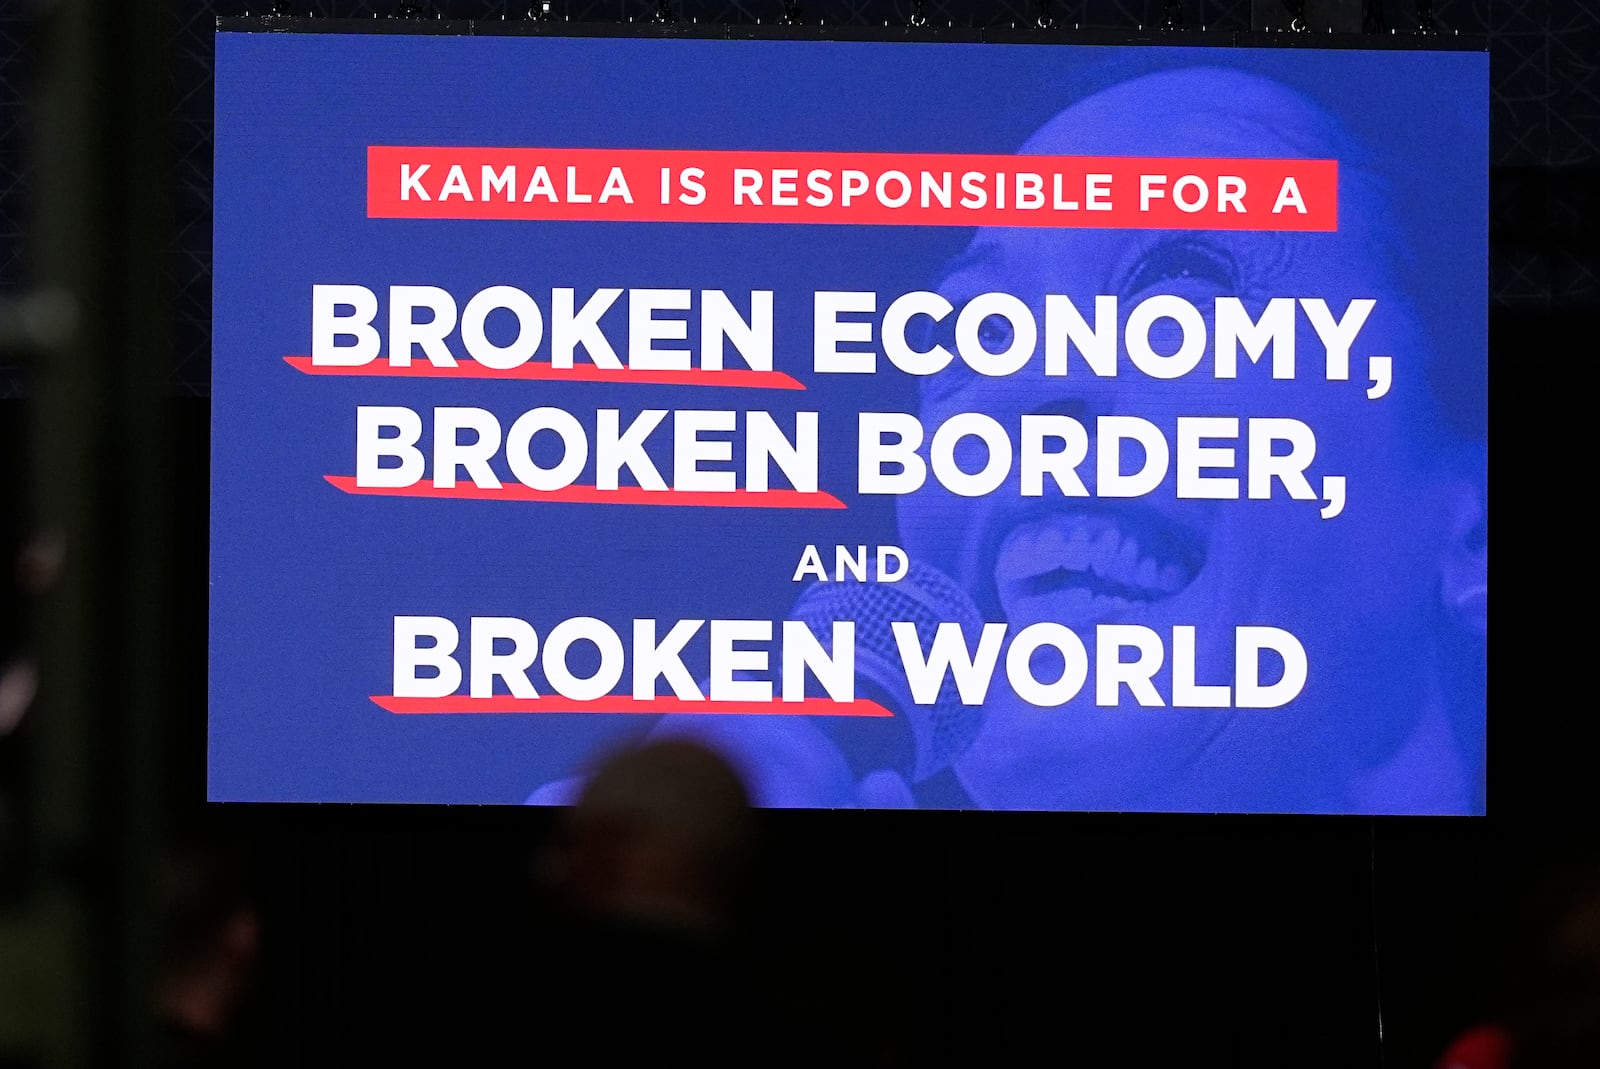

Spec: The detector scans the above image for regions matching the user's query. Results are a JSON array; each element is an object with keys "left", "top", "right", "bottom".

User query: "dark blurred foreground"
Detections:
[{"left": 2, "top": 1, "right": 1597, "bottom": 1067}]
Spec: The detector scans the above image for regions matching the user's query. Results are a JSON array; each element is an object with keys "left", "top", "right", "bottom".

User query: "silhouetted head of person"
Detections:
[{"left": 551, "top": 737, "right": 757, "bottom": 935}]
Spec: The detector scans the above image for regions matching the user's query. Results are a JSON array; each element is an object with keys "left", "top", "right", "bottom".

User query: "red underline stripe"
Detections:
[
  {"left": 324, "top": 475, "right": 846, "bottom": 509},
  {"left": 284, "top": 355, "right": 803, "bottom": 390},
  {"left": 371, "top": 695, "right": 892, "bottom": 717}
]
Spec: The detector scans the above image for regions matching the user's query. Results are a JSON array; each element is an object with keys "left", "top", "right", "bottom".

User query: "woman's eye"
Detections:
[
  {"left": 915, "top": 299, "right": 978, "bottom": 403},
  {"left": 976, "top": 313, "right": 1013, "bottom": 352},
  {"left": 910, "top": 306, "right": 953, "bottom": 355},
  {"left": 1123, "top": 241, "right": 1237, "bottom": 296}
]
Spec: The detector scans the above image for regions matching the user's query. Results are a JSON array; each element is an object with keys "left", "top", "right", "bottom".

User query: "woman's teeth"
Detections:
[{"left": 995, "top": 512, "right": 1192, "bottom": 615}]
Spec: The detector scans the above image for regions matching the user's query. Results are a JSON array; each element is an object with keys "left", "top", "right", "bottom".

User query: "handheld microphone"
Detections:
[{"left": 787, "top": 557, "right": 986, "bottom": 784}]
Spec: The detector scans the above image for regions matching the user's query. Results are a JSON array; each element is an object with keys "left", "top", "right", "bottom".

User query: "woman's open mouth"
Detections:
[{"left": 993, "top": 506, "right": 1206, "bottom": 627}]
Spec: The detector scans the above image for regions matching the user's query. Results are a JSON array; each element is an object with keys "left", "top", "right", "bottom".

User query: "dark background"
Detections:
[{"left": 0, "top": 2, "right": 1593, "bottom": 1067}]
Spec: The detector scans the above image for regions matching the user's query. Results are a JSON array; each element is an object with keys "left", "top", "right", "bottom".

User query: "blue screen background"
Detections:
[{"left": 211, "top": 33, "right": 1487, "bottom": 812}]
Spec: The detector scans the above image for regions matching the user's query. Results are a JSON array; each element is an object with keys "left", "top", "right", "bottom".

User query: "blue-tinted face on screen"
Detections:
[{"left": 900, "top": 68, "right": 1486, "bottom": 813}]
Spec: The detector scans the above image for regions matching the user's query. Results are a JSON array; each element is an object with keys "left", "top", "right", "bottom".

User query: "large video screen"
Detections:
[{"left": 211, "top": 29, "right": 1487, "bottom": 813}]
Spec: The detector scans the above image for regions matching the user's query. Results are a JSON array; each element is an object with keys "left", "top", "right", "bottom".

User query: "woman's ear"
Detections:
[{"left": 1439, "top": 473, "right": 1486, "bottom": 638}]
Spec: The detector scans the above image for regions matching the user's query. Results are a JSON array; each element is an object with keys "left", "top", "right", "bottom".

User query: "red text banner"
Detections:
[{"left": 368, "top": 147, "right": 1338, "bottom": 231}]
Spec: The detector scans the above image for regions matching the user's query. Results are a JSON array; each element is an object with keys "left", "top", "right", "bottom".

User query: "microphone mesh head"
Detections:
[{"left": 789, "top": 558, "right": 986, "bottom": 781}]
